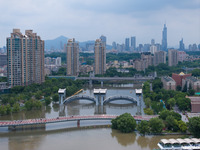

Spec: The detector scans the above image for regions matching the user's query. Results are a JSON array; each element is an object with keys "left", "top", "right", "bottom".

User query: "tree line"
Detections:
[
  {"left": 111, "top": 113, "right": 200, "bottom": 138},
  {"left": 0, "top": 78, "right": 84, "bottom": 115}
]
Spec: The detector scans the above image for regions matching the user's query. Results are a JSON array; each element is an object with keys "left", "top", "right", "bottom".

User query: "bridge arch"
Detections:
[
  {"left": 103, "top": 96, "right": 137, "bottom": 104},
  {"left": 63, "top": 95, "right": 97, "bottom": 104}
]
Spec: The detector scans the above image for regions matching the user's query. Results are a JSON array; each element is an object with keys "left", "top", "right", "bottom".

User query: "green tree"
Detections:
[
  {"left": 137, "top": 120, "right": 150, "bottom": 135},
  {"left": 111, "top": 113, "right": 136, "bottom": 133},
  {"left": 52, "top": 94, "right": 59, "bottom": 103},
  {"left": 6, "top": 104, "right": 12, "bottom": 114},
  {"left": 144, "top": 98, "right": 151, "bottom": 108},
  {"left": 176, "top": 85, "right": 182, "bottom": 91},
  {"left": 45, "top": 97, "right": 51, "bottom": 106},
  {"left": 188, "top": 89, "right": 195, "bottom": 96},
  {"left": 178, "top": 120, "right": 187, "bottom": 133},
  {"left": 176, "top": 98, "right": 191, "bottom": 111},
  {"left": 191, "top": 69, "right": 200, "bottom": 77},
  {"left": 0, "top": 105, "right": 7, "bottom": 115},
  {"left": 165, "top": 115, "right": 179, "bottom": 132},
  {"left": 143, "top": 108, "right": 154, "bottom": 115},
  {"left": 188, "top": 117, "right": 200, "bottom": 137},
  {"left": 12, "top": 103, "right": 20, "bottom": 113},
  {"left": 167, "top": 98, "right": 176, "bottom": 110},
  {"left": 149, "top": 118, "right": 164, "bottom": 133}
]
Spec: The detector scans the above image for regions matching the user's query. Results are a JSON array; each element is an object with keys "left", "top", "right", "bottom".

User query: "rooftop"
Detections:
[
  {"left": 93, "top": 89, "right": 107, "bottom": 94},
  {"left": 58, "top": 88, "right": 66, "bottom": 94},
  {"left": 186, "top": 76, "right": 199, "bottom": 82},
  {"left": 162, "top": 76, "right": 175, "bottom": 82}
]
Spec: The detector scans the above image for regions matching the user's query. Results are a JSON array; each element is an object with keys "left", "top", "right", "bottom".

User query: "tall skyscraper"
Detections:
[
  {"left": 168, "top": 49, "right": 178, "bottom": 66},
  {"left": 131, "top": 36, "right": 136, "bottom": 50},
  {"left": 151, "top": 39, "right": 155, "bottom": 45},
  {"left": 94, "top": 39, "right": 106, "bottom": 75},
  {"left": 100, "top": 35, "right": 106, "bottom": 47},
  {"left": 153, "top": 51, "right": 166, "bottom": 66},
  {"left": 162, "top": 24, "right": 167, "bottom": 51},
  {"left": 179, "top": 38, "right": 185, "bottom": 50},
  {"left": 66, "top": 38, "right": 79, "bottom": 76},
  {"left": 125, "top": 38, "right": 130, "bottom": 51},
  {"left": 7, "top": 29, "right": 44, "bottom": 87}
]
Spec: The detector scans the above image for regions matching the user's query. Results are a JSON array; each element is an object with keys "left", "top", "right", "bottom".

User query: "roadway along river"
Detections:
[{"left": 0, "top": 84, "right": 184, "bottom": 150}]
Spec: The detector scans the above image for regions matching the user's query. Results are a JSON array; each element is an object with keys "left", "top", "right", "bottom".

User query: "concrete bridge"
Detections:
[
  {"left": 76, "top": 76, "right": 154, "bottom": 81},
  {"left": 103, "top": 96, "right": 137, "bottom": 104},
  {"left": 63, "top": 95, "right": 96, "bottom": 104},
  {"left": 0, "top": 115, "right": 158, "bottom": 130},
  {"left": 63, "top": 95, "right": 138, "bottom": 105}
]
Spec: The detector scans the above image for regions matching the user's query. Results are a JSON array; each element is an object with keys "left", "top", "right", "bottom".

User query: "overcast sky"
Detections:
[{"left": 0, "top": 0, "right": 200, "bottom": 48}]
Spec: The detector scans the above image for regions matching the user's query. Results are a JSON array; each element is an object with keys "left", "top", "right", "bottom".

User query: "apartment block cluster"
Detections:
[
  {"left": 161, "top": 72, "right": 200, "bottom": 92},
  {"left": 44, "top": 57, "right": 62, "bottom": 75},
  {"left": 6, "top": 29, "right": 45, "bottom": 87},
  {"left": 66, "top": 38, "right": 106, "bottom": 76}
]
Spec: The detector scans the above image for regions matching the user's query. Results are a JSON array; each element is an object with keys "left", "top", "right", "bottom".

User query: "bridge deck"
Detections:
[{"left": 0, "top": 115, "right": 158, "bottom": 127}]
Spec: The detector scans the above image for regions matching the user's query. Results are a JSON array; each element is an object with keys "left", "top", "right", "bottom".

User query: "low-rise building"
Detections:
[
  {"left": 172, "top": 72, "right": 192, "bottom": 87},
  {"left": 182, "top": 76, "right": 200, "bottom": 92},
  {"left": 187, "top": 96, "right": 200, "bottom": 113},
  {"left": 161, "top": 76, "right": 176, "bottom": 90}
]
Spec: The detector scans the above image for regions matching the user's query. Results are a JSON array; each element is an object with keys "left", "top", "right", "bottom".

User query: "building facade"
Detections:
[
  {"left": 66, "top": 39, "right": 79, "bottom": 76},
  {"left": 161, "top": 76, "right": 176, "bottom": 90},
  {"left": 131, "top": 36, "right": 136, "bottom": 51},
  {"left": 0, "top": 54, "right": 7, "bottom": 67},
  {"left": 182, "top": 76, "right": 200, "bottom": 92},
  {"left": 178, "top": 51, "right": 188, "bottom": 62},
  {"left": 168, "top": 49, "right": 178, "bottom": 66},
  {"left": 162, "top": 24, "right": 167, "bottom": 51},
  {"left": 7, "top": 29, "right": 44, "bottom": 87},
  {"left": 153, "top": 51, "right": 166, "bottom": 66},
  {"left": 94, "top": 39, "right": 106, "bottom": 75},
  {"left": 125, "top": 38, "right": 130, "bottom": 51},
  {"left": 172, "top": 72, "right": 192, "bottom": 87}
]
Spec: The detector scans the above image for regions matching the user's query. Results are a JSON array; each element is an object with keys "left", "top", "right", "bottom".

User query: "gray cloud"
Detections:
[{"left": 0, "top": 0, "right": 199, "bottom": 47}]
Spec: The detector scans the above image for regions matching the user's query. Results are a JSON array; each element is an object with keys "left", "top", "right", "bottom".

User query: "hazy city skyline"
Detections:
[{"left": 0, "top": 0, "right": 200, "bottom": 47}]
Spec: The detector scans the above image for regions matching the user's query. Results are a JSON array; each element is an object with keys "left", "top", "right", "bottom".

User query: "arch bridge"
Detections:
[
  {"left": 63, "top": 95, "right": 97, "bottom": 104},
  {"left": 103, "top": 96, "right": 137, "bottom": 104}
]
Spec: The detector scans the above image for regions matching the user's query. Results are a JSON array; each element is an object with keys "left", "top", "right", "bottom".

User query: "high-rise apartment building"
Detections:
[
  {"left": 125, "top": 38, "right": 130, "bottom": 51},
  {"left": 131, "top": 36, "right": 136, "bottom": 50},
  {"left": 168, "top": 49, "right": 178, "bottom": 66},
  {"left": 7, "top": 29, "right": 44, "bottom": 87},
  {"left": 94, "top": 39, "right": 106, "bottom": 75},
  {"left": 150, "top": 45, "right": 157, "bottom": 54},
  {"left": 100, "top": 35, "right": 106, "bottom": 46},
  {"left": 153, "top": 51, "right": 166, "bottom": 66},
  {"left": 179, "top": 38, "right": 185, "bottom": 50},
  {"left": 162, "top": 24, "right": 167, "bottom": 51},
  {"left": 66, "top": 38, "right": 79, "bottom": 76}
]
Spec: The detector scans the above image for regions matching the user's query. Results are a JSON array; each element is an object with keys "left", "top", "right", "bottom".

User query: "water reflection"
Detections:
[
  {"left": 8, "top": 133, "right": 45, "bottom": 150},
  {"left": 111, "top": 129, "right": 136, "bottom": 146}
]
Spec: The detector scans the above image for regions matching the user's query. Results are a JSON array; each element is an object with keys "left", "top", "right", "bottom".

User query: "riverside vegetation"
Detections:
[{"left": 0, "top": 78, "right": 83, "bottom": 115}]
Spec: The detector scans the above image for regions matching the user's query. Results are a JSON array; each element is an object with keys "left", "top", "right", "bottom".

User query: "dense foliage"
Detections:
[
  {"left": 111, "top": 113, "right": 137, "bottom": 133},
  {"left": 0, "top": 78, "right": 83, "bottom": 115},
  {"left": 149, "top": 118, "right": 165, "bottom": 134},
  {"left": 136, "top": 120, "right": 150, "bottom": 135},
  {"left": 188, "top": 117, "right": 200, "bottom": 138}
]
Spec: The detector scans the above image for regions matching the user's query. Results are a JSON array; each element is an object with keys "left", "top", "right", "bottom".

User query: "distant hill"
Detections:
[
  {"left": 45, "top": 36, "right": 112, "bottom": 51},
  {"left": 45, "top": 36, "right": 68, "bottom": 50}
]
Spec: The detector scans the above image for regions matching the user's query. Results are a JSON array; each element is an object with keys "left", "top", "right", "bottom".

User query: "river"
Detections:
[{"left": 0, "top": 84, "right": 183, "bottom": 150}]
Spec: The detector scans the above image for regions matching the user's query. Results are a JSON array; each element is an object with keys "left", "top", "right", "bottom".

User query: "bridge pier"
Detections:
[
  {"left": 59, "top": 104, "right": 66, "bottom": 117},
  {"left": 101, "top": 81, "right": 103, "bottom": 88},
  {"left": 77, "top": 120, "right": 80, "bottom": 127},
  {"left": 58, "top": 89, "right": 66, "bottom": 105}
]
